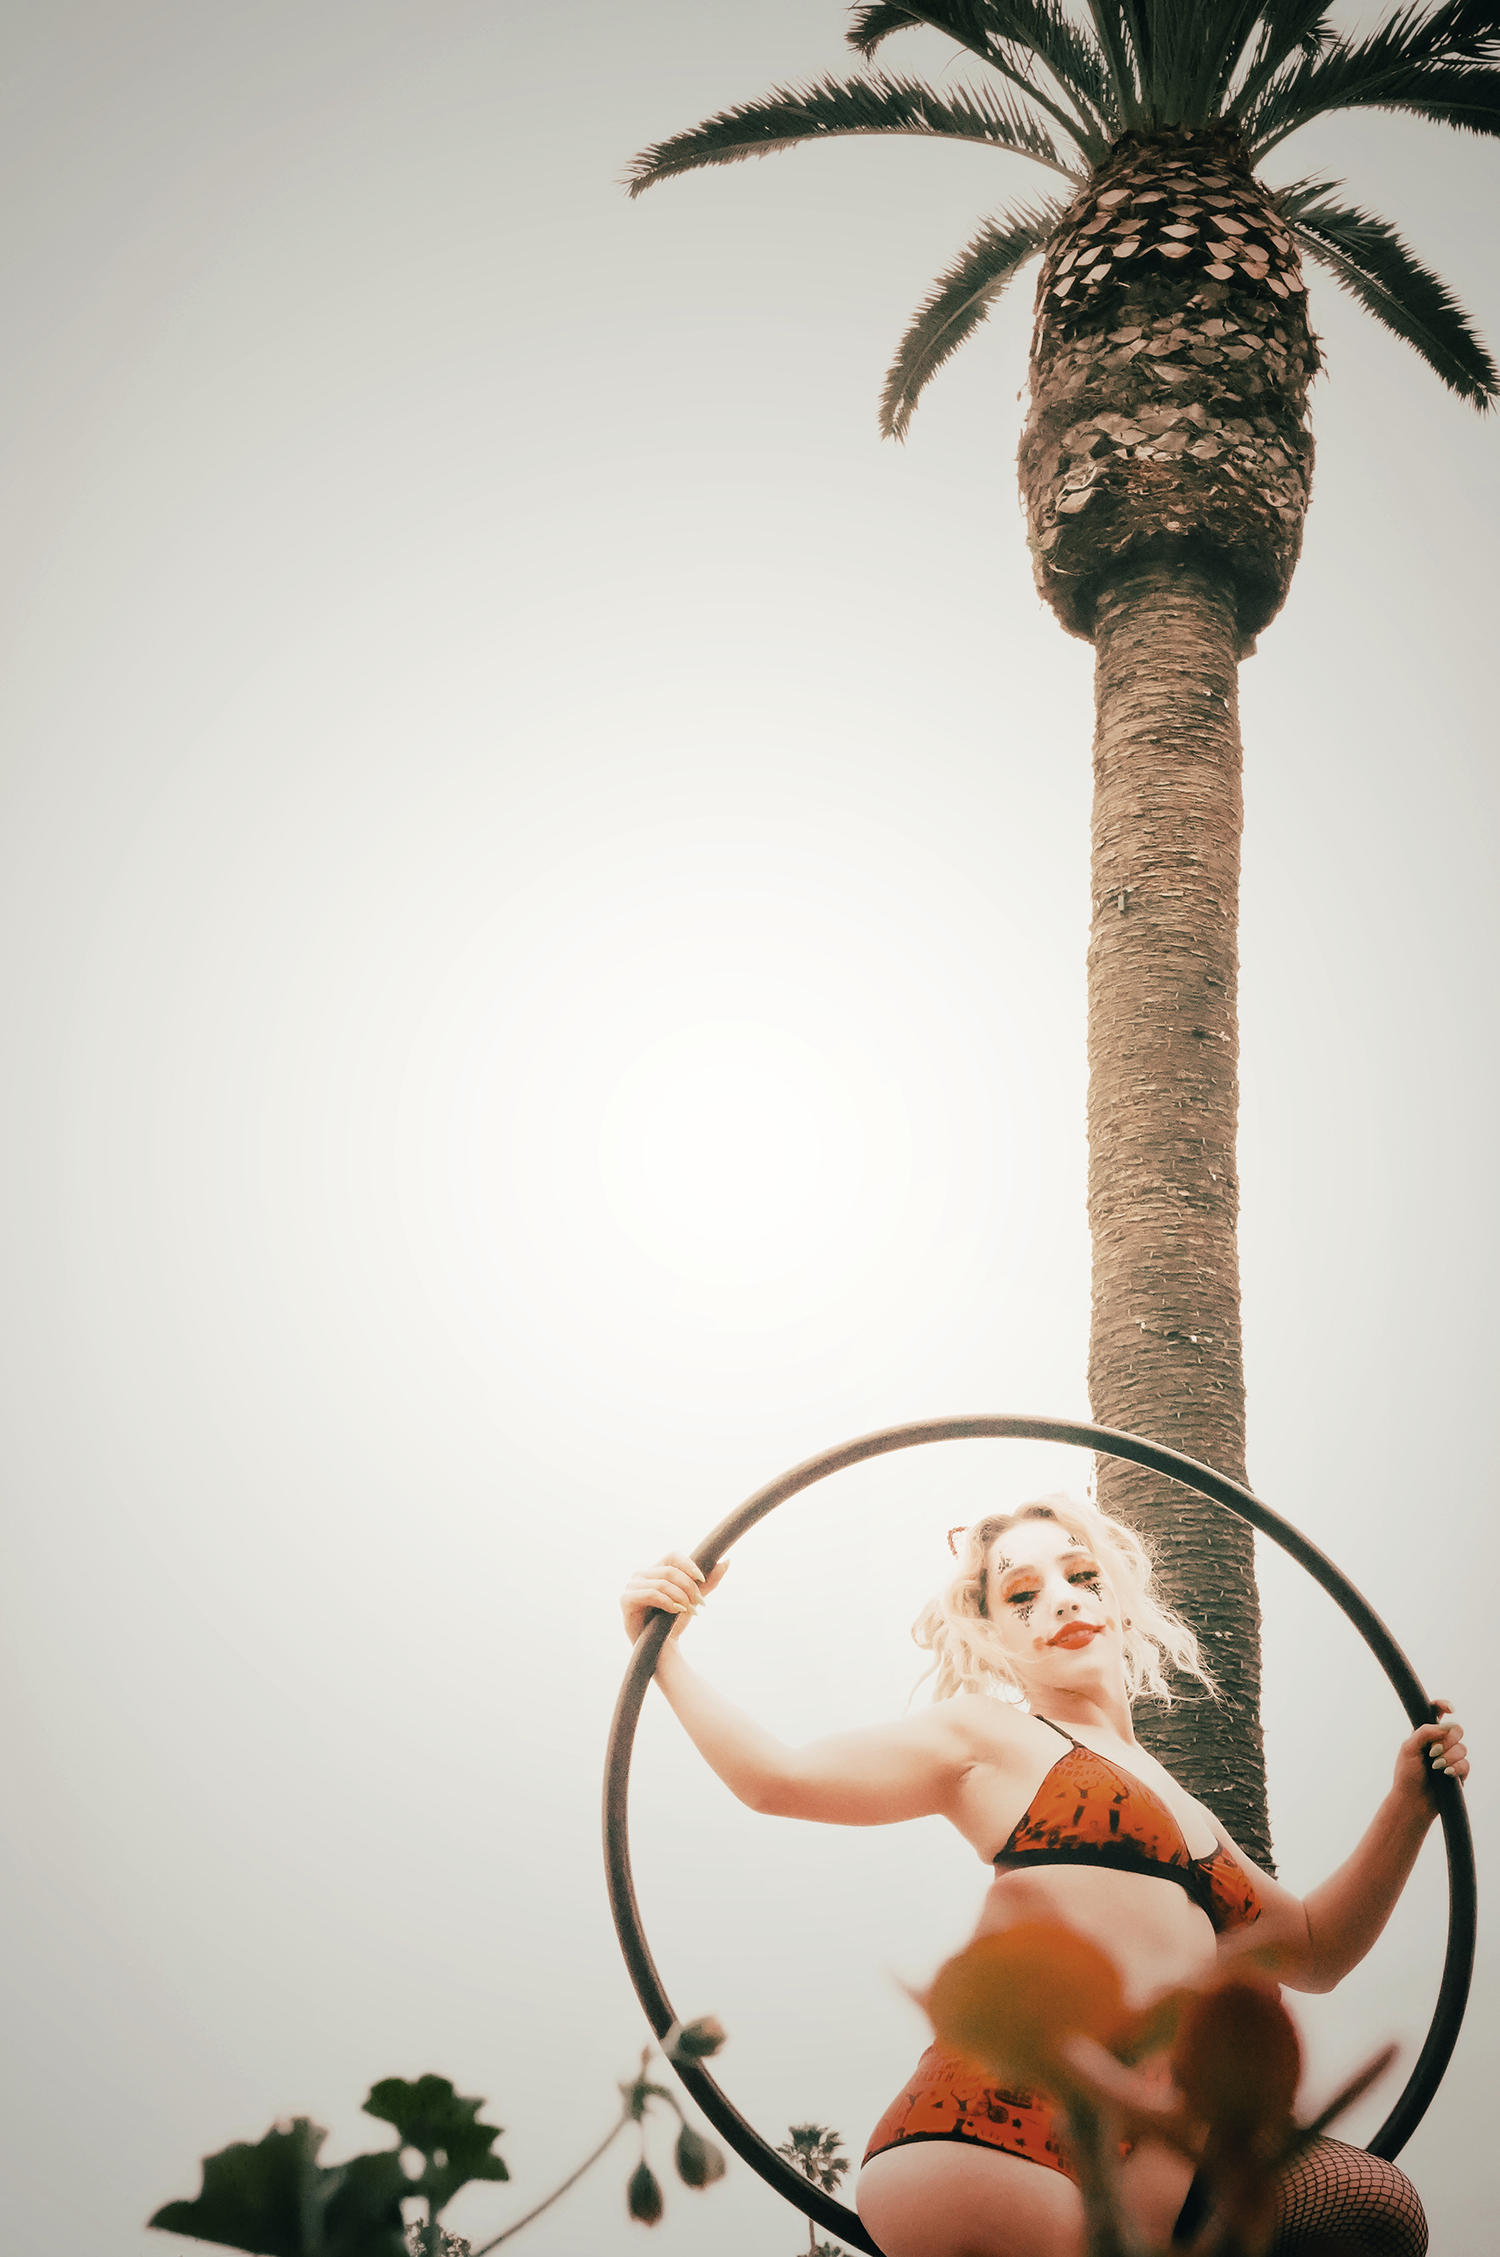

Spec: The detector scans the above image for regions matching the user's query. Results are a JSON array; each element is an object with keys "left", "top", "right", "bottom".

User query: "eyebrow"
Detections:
[{"left": 995, "top": 1545, "right": 1092, "bottom": 1579}]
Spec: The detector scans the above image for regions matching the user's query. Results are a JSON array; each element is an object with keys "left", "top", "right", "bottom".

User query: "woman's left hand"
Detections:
[{"left": 1395, "top": 1704, "right": 1469, "bottom": 1807}]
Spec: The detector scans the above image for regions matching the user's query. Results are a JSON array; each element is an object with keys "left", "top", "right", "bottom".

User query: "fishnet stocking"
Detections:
[
  {"left": 1266, "top": 2138, "right": 1427, "bottom": 2256},
  {"left": 1173, "top": 2139, "right": 1427, "bottom": 2253}
]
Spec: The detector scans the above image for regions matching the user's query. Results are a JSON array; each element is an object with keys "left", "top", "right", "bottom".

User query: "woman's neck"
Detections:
[{"left": 1029, "top": 1681, "right": 1135, "bottom": 1745}]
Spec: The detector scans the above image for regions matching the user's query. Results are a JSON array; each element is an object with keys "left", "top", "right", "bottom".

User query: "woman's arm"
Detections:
[
  {"left": 621, "top": 1551, "right": 980, "bottom": 1824},
  {"left": 1219, "top": 1710, "right": 1469, "bottom": 1993}
]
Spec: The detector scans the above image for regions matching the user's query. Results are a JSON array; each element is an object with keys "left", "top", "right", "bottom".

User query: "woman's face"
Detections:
[{"left": 981, "top": 1515, "right": 1125, "bottom": 1694}]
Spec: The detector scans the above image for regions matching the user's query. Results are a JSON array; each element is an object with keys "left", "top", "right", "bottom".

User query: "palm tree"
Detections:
[
  {"left": 628, "top": 3, "right": 1497, "bottom": 1863},
  {"left": 776, "top": 2122, "right": 851, "bottom": 2255}
]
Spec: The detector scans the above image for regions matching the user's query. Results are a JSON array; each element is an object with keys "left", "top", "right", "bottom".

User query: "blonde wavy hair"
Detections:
[{"left": 911, "top": 1494, "right": 1216, "bottom": 1709}]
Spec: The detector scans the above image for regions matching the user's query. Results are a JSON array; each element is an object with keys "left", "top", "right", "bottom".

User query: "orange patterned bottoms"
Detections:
[{"left": 862, "top": 2044, "right": 1110, "bottom": 2184}]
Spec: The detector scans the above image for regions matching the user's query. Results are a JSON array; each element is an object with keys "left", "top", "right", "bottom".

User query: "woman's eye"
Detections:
[
  {"left": 1070, "top": 1570, "right": 1102, "bottom": 1590},
  {"left": 1005, "top": 1589, "right": 1039, "bottom": 1607}
]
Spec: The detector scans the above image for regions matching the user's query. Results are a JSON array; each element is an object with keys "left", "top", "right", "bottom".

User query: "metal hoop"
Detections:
[{"left": 604, "top": 1416, "right": 1476, "bottom": 2255}]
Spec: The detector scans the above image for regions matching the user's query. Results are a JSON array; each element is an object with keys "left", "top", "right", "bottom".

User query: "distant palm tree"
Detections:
[
  {"left": 776, "top": 2123, "right": 851, "bottom": 2256},
  {"left": 629, "top": 3, "right": 1498, "bottom": 1862}
]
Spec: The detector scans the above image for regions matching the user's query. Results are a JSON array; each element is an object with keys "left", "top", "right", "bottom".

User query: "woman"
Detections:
[{"left": 621, "top": 1495, "right": 1467, "bottom": 2257}]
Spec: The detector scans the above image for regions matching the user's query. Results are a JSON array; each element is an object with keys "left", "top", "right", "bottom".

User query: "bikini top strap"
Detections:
[{"left": 1030, "top": 1714, "right": 1082, "bottom": 1751}]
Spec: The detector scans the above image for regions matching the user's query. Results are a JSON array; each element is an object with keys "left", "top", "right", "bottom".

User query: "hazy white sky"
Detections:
[{"left": 1, "top": 5, "right": 1495, "bottom": 2253}]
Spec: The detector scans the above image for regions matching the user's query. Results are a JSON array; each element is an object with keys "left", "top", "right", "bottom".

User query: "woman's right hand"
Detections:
[{"left": 620, "top": 1551, "right": 729, "bottom": 1645}]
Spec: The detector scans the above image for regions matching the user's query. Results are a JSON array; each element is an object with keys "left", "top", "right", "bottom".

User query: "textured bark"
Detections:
[
  {"left": 1011, "top": 126, "right": 1312, "bottom": 1866},
  {"left": 1087, "top": 558, "right": 1270, "bottom": 1868}
]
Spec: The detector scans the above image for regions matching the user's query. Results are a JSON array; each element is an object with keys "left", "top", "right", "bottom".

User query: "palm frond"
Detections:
[
  {"left": 1277, "top": 177, "right": 1498, "bottom": 404},
  {"left": 1227, "top": 0, "right": 1338, "bottom": 119},
  {"left": 1247, "top": 0, "right": 1500, "bottom": 148},
  {"left": 990, "top": 1, "right": 1118, "bottom": 133},
  {"left": 1131, "top": 0, "right": 1197, "bottom": 116},
  {"left": 1175, "top": 0, "right": 1271, "bottom": 117},
  {"left": 1255, "top": 57, "right": 1500, "bottom": 148},
  {"left": 1368, "top": 61, "right": 1500, "bottom": 132},
  {"left": 847, "top": 3, "right": 985, "bottom": 64},
  {"left": 880, "top": 198, "right": 1065, "bottom": 437},
  {"left": 844, "top": 2, "right": 1112, "bottom": 155},
  {"left": 1080, "top": 0, "right": 1145, "bottom": 127},
  {"left": 625, "top": 70, "right": 1080, "bottom": 196}
]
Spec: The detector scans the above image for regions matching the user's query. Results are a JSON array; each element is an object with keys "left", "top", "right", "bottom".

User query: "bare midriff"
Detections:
[{"left": 970, "top": 1862, "right": 1220, "bottom": 2004}]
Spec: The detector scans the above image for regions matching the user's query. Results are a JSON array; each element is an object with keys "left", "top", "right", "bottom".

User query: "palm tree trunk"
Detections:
[{"left": 1086, "top": 555, "right": 1271, "bottom": 1869}]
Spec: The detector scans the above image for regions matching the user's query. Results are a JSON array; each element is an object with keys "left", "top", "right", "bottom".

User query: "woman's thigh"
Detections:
[
  {"left": 856, "top": 2138, "right": 1196, "bottom": 2257},
  {"left": 856, "top": 2142, "right": 1084, "bottom": 2257},
  {"left": 1117, "top": 2142, "right": 1195, "bottom": 2248}
]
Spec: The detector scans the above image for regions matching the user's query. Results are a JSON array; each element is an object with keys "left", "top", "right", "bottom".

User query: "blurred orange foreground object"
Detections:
[
  {"left": 1175, "top": 1974, "right": 1301, "bottom": 2145},
  {"left": 922, "top": 1921, "right": 1127, "bottom": 2090}
]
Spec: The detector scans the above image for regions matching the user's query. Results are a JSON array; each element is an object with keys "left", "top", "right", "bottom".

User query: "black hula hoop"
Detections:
[{"left": 603, "top": 1416, "right": 1476, "bottom": 2256}]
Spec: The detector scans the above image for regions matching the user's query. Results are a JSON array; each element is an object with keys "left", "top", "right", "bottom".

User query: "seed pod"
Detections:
[
  {"left": 674, "top": 2123, "right": 727, "bottom": 2188},
  {"left": 627, "top": 2160, "right": 664, "bottom": 2225},
  {"left": 663, "top": 2014, "right": 728, "bottom": 2063}
]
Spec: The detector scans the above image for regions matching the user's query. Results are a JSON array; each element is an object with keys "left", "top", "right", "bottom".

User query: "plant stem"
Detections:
[{"left": 469, "top": 2113, "right": 628, "bottom": 2253}]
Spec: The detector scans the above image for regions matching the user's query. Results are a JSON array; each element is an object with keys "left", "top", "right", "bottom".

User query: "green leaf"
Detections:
[
  {"left": 321, "top": 2155, "right": 412, "bottom": 2257},
  {"left": 626, "top": 2161, "right": 664, "bottom": 2224},
  {"left": 1246, "top": 0, "right": 1500, "bottom": 150},
  {"left": 848, "top": 3, "right": 997, "bottom": 67},
  {"left": 150, "top": 2118, "right": 408, "bottom": 2257},
  {"left": 1371, "top": 61, "right": 1500, "bottom": 136},
  {"left": 846, "top": 1, "right": 1113, "bottom": 151},
  {"left": 362, "top": 2078, "right": 508, "bottom": 2218},
  {"left": 1228, "top": 0, "right": 1339, "bottom": 120},
  {"left": 880, "top": 200, "right": 1064, "bottom": 439},
  {"left": 625, "top": 71, "right": 1079, "bottom": 198},
  {"left": 1278, "top": 177, "right": 1499, "bottom": 404},
  {"left": 672, "top": 2123, "right": 726, "bottom": 2189}
]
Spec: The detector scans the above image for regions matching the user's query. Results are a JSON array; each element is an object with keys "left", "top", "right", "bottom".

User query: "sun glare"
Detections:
[{"left": 598, "top": 1019, "right": 873, "bottom": 1288}]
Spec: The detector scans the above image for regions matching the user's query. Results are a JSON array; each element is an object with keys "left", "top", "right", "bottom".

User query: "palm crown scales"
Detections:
[{"left": 628, "top": 0, "right": 1498, "bottom": 645}]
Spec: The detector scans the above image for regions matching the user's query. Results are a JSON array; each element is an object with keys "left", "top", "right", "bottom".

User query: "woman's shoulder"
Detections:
[{"left": 928, "top": 1689, "right": 1032, "bottom": 1759}]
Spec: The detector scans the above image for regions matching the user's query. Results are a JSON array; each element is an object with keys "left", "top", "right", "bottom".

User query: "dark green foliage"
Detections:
[
  {"left": 153, "top": 2054, "right": 724, "bottom": 2257},
  {"left": 1279, "top": 177, "right": 1500, "bottom": 400},
  {"left": 775, "top": 2123, "right": 850, "bottom": 2195},
  {"left": 880, "top": 200, "right": 1067, "bottom": 436},
  {"left": 626, "top": 2160, "right": 664, "bottom": 2224},
  {"left": 1244, "top": 1, "right": 1500, "bottom": 145},
  {"left": 848, "top": 2, "right": 991, "bottom": 62},
  {"left": 625, "top": 70, "right": 1073, "bottom": 196},
  {"left": 150, "top": 2118, "right": 409, "bottom": 2257},
  {"left": 363, "top": 2078, "right": 508, "bottom": 2217},
  {"left": 846, "top": 2, "right": 1115, "bottom": 154},
  {"left": 628, "top": 0, "right": 1499, "bottom": 423}
]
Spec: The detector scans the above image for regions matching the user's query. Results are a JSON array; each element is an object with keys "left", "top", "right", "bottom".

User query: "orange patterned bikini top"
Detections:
[{"left": 992, "top": 1719, "right": 1262, "bottom": 1936}]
